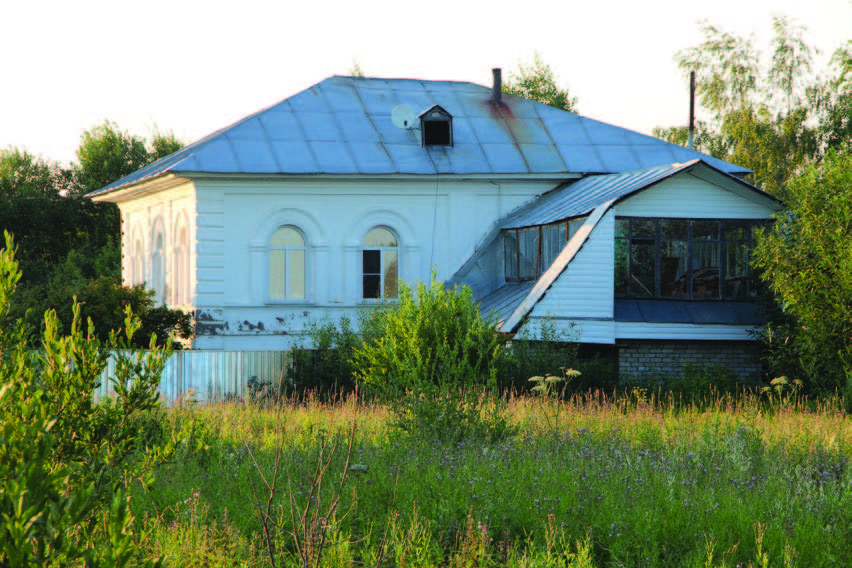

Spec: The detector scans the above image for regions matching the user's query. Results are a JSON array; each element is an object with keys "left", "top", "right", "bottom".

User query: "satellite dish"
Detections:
[{"left": 391, "top": 104, "right": 417, "bottom": 129}]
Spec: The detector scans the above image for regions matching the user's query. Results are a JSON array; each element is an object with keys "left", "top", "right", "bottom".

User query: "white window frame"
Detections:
[
  {"left": 361, "top": 226, "right": 399, "bottom": 300},
  {"left": 151, "top": 221, "right": 166, "bottom": 305},
  {"left": 173, "top": 216, "right": 189, "bottom": 305}
]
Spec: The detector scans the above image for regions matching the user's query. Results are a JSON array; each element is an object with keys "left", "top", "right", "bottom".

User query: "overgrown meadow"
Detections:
[{"left": 135, "top": 389, "right": 850, "bottom": 568}]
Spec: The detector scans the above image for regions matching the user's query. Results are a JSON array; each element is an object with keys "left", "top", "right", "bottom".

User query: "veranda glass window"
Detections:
[
  {"left": 614, "top": 217, "right": 767, "bottom": 300},
  {"left": 504, "top": 217, "right": 587, "bottom": 282}
]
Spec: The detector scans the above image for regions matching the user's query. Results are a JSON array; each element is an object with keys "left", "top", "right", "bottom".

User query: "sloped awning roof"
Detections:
[
  {"left": 468, "top": 160, "right": 780, "bottom": 333},
  {"left": 88, "top": 76, "right": 751, "bottom": 197},
  {"left": 502, "top": 160, "right": 780, "bottom": 229}
]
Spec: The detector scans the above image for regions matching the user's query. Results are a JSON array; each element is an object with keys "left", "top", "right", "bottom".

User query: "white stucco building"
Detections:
[{"left": 89, "top": 72, "right": 781, "bottom": 377}]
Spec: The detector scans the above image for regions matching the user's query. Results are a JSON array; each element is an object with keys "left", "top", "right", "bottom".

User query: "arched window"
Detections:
[
  {"left": 132, "top": 238, "right": 144, "bottom": 285},
  {"left": 152, "top": 231, "right": 165, "bottom": 305},
  {"left": 174, "top": 224, "right": 189, "bottom": 304},
  {"left": 362, "top": 227, "right": 398, "bottom": 299},
  {"left": 270, "top": 226, "right": 306, "bottom": 300}
]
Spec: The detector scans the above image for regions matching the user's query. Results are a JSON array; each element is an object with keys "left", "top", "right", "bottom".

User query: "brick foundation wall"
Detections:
[{"left": 616, "top": 339, "right": 761, "bottom": 381}]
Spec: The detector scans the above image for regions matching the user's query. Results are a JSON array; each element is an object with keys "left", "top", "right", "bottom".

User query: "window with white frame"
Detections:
[
  {"left": 269, "top": 226, "right": 306, "bottom": 300},
  {"left": 362, "top": 227, "right": 398, "bottom": 299},
  {"left": 174, "top": 223, "right": 189, "bottom": 304},
  {"left": 132, "top": 238, "right": 144, "bottom": 285},
  {"left": 152, "top": 231, "right": 166, "bottom": 305}
]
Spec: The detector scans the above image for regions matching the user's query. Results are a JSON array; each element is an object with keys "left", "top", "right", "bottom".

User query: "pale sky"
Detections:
[{"left": 2, "top": 0, "right": 850, "bottom": 166}]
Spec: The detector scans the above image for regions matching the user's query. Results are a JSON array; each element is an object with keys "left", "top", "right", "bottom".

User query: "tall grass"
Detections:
[{"left": 135, "top": 389, "right": 850, "bottom": 567}]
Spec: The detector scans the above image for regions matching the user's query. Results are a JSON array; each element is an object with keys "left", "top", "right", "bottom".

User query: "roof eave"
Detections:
[{"left": 88, "top": 173, "right": 189, "bottom": 203}]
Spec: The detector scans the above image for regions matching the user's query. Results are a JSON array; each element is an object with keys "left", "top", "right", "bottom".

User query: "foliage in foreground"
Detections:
[
  {"left": 752, "top": 149, "right": 852, "bottom": 396},
  {"left": 354, "top": 278, "right": 513, "bottom": 443},
  {"left": 137, "top": 389, "right": 850, "bottom": 568},
  {"left": 0, "top": 234, "right": 178, "bottom": 566}
]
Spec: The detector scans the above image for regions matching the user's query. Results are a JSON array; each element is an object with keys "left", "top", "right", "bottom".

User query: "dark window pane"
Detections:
[
  {"left": 363, "top": 275, "right": 380, "bottom": 299},
  {"left": 614, "top": 240, "right": 628, "bottom": 295},
  {"left": 724, "top": 240, "right": 749, "bottom": 299},
  {"left": 661, "top": 240, "right": 688, "bottom": 298},
  {"left": 541, "top": 224, "right": 566, "bottom": 268},
  {"left": 615, "top": 218, "right": 629, "bottom": 238},
  {"left": 504, "top": 231, "right": 518, "bottom": 281},
  {"left": 691, "top": 241, "right": 719, "bottom": 299},
  {"left": 693, "top": 221, "right": 718, "bottom": 240},
  {"left": 363, "top": 250, "right": 381, "bottom": 274},
  {"left": 724, "top": 221, "right": 749, "bottom": 241},
  {"left": 424, "top": 120, "right": 451, "bottom": 146},
  {"left": 568, "top": 217, "right": 586, "bottom": 240},
  {"left": 661, "top": 219, "right": 688, "bottom": 240},
  {"left": 518, "top": 228, "right": 539, "bottom": 280},
  {"left": 632, "top": 219, "right": 656, "bottom": 239},
  {"left": 631, "top": 242, "right": 655, "bottom": 297}
]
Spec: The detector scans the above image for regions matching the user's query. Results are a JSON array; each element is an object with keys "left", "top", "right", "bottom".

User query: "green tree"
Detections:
[
  {"left": 751, "top": 150, "right": 852, "bottom": 393},
  {"left": 73, "top": 121, "right": 186, "bottom": 195},
  {"left": 503, "top": 52, "right": 578, "bottom": 112},
  {"left": 0, "top": 195, "right": 119, "bottom": 287},
  {"left": 74, "top": 121, "right": 150, "bottom": 195},
  {"left": 812, "top": 41, "right": 852, "bottom": 153},
  {"left": 348, "top": 60, "right": 365, "bottom": 78},
  {"left": 0, "top": 147, "right": 66, "bottom": 199},
  {"left": 149, "top": 129, "right": 185, "bottom": 162},
  {"left": 653, "top": 16, "right": 838, "bottom": 199}
]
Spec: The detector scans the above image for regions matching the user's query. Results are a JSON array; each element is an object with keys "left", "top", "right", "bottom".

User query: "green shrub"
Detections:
[
  {"left": 751, "top": 149, "right": 852, "bottom": 394},
  {"left": 286, "top": 315, "right": 361, "bottom": 397},
  {"left": 500, "top": 318, "right": 579, "bottom": 392},
  {"left": 0, "top": 233, "right": 176, "bottom": 566},
  {"left": 354, "top": 278, "right": 513, "bottom": 443}
]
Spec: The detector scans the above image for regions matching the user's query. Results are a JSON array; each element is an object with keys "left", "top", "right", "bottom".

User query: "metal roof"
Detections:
[
  {"left": 502, "top": 161, "right": 694, "bottom": 228},
  {"left": 89, "top": 76, "right": 750, "bottom": 197},
  {"left": 501, "top": 159, "right": 780, "bottom": 229},
  {"left": 477, "top": 281, "right": 537, "bottom": 326}
]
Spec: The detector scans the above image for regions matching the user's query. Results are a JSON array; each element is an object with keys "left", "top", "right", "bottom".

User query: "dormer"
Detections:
[{"left": 419, "top": 105, "right": 453, "bottom": 147}]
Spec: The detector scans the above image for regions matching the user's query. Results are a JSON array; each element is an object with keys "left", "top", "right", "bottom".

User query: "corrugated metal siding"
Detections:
[
  {"left": 94, "top": 350, "right": 290, "bottom": 404},
  {"left": 531, "top": 210, "right": 615, "bottom": 321},
  {"left": 615, "top": 175, "right": 776, "bottom": 218}
]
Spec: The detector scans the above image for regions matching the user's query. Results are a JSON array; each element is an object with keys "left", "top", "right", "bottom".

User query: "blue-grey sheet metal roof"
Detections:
[
  {"left": 614, "top": 300, "right": 765, "bottom": 325},
  {"left": 88, "top": 76, "right": 750, "bottom": 197},
  {"left": 476, "top": 282, "right": 537, "bottom": 325},
  {"left": 502, "top": 161, "right": 695, "bottom": 229}
]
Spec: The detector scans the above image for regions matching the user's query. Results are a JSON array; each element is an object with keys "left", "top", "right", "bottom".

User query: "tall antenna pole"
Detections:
[{"left": 688, "top": 70, "right": 695, "bottom": 150}]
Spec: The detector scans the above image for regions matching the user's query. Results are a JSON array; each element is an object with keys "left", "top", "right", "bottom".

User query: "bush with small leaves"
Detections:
[{"left": 0, "top": 233, "right": 177, "bottom": 567}]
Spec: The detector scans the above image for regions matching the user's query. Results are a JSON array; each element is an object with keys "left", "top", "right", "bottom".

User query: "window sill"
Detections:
[{"left": 264, "top": 299, "right": 316, "bottom": 306}]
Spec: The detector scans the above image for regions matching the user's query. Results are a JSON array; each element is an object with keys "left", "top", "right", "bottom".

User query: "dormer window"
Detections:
[{"left": 419, "top": 105, "right": 453, "bottom": 147}]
